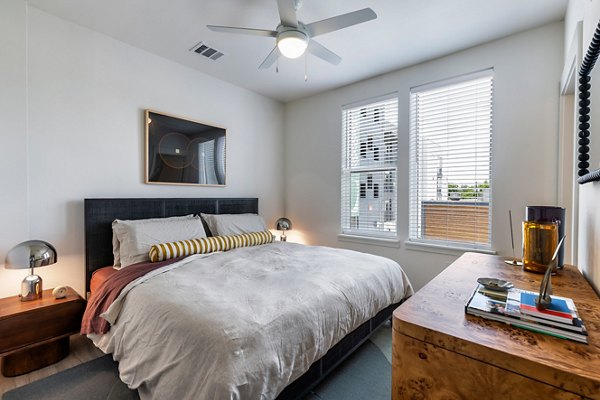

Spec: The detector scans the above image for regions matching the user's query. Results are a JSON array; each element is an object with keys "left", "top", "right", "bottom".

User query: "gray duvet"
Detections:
[{"left": 91, "top": 242, "right": 413, "bottom": 400}]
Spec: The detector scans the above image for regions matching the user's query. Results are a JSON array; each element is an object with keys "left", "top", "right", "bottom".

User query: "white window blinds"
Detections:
[
  {"left": 409, "top": 71, "right": 493, "bottom": 249},
  {"left": 341, "top": 94, "right": 398, "bottom": 237}
]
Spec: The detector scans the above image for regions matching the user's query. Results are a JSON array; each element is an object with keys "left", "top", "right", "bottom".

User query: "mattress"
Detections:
[
  {"left": 89, "top": 266, "right": 117, "bottom": 294},
  {"left": 87, "top": 242, "right": 413, "bottom": 399}
]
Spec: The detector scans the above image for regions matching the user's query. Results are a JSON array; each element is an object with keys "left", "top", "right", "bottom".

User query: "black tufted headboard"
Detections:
[{"left": 84, "top": 198, "right": 259, "bottom": 292}]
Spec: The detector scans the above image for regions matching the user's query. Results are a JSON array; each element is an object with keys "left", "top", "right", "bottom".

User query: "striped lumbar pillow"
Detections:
[{"left": 149, "top": 231, "right": 274, "bottom": 262}]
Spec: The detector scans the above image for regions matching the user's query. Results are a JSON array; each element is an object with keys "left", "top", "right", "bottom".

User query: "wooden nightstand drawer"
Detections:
[
  {"left": 0, "top": 301, "right": 85, "bottom": 354},
  {"left": 0, "top": 287, "right": 86, "bottom": 376}
]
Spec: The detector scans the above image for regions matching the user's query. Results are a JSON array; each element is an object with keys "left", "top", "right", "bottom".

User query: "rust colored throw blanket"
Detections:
[{"left": 81, "top": 257, "right": 184, "bottom": 335}]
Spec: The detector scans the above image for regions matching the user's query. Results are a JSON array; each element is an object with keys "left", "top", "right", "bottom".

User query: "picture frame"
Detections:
[{"left": 145, "top": 110, "right": 226, "bottom": 186}]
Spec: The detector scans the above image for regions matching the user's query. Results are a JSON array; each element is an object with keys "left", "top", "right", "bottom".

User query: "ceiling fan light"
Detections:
[{"left": 277, "top": 30, "right": 308, "bottom": 59}]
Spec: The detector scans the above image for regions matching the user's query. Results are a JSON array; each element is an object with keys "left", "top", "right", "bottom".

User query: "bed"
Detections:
[{"left": 83, "top": 197, "right": 413, "bottom": 399}]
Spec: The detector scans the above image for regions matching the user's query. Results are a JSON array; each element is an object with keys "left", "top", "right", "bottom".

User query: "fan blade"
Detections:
[
  {"left": 307, "top": 40, "right": 341, "bottom": 66},
  {"left": 305, "top": 8, "right": 377, "bottom": 37},
  {"left": 276, "top": 0, "right": 298, "bottom": 27},
  {"left": 259, "top": 46, "right": 280, "bottom": 69},
  {"left": 207, "top": 25, "right": 277, "bottom": 37}
]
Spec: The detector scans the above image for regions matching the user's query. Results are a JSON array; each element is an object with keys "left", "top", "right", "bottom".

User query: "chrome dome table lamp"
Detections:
[
  {"left": 275, "top": 217, "right": 292, "bottom": 242},
  {"left": 5, "top": 240, "right": 57, "bottom": 301}
]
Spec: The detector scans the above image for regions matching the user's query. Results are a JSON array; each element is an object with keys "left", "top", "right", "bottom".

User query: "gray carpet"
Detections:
[
  {"left": 2, "top": 323, "right": 392, "bottom": 400},
  {"left": 306, "top": 334, "right": 391, "bottom": 400},
  {"left": 2, "top": 355, "right": 138, "bottom": 400}
]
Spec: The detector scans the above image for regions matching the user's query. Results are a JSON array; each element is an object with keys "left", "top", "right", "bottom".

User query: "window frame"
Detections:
[
  {"left": 340, "top": 93, "right": 399, "bottom": 240},
  {"left": 407, "top": 69, "right": 494, "bottom": 251}
]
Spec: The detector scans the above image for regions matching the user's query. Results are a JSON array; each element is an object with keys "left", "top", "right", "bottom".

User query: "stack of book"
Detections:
[{"left": 465, "top": 284, "right": 588, "bottom": 343}]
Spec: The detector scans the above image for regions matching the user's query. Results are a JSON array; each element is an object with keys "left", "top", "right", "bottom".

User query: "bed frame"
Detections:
[{"left": 83, "top": 197, "right": 401, "bottom": 400}]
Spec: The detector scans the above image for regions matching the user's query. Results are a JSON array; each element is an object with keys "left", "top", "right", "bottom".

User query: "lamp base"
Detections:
[{"left": 20, "top": 274, "right": 42, "bottom": 301}]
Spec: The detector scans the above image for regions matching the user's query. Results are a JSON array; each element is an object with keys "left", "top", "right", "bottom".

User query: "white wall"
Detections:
[
  {"left": 284, "top": 22, "right": 564, "bottom": 291},
  {"left": 0, "top": 5, "right": 284, "bottom": 298},
  {"left": 579, "top": 183, "right": 600, "bottom": 292},
  {"left": 0, "top": 0, "right": 30, "bottom": 291},
  {"left": 566, "top": 0, "right": 600, "bottom": 292}
]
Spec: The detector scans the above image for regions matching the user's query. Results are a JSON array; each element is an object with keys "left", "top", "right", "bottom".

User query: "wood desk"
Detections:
[{"left": 392, "top": 252, "right": 600, "bottom": 399}]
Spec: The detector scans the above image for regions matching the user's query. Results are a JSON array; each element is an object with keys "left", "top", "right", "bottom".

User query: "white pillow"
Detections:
[
  {"left": 112, "top": 215, "right": 206, "bottom": 268},
  {"left": 200, "top": 213, "right": 267, "bottom": 236}
]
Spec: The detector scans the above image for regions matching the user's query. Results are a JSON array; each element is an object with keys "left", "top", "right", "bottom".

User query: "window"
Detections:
[
  {"left": 341, "top": 94, "right": 398, "bottom": 237},
  {"left": 409, "top": 70, "right": 493, "bottom": 250}
]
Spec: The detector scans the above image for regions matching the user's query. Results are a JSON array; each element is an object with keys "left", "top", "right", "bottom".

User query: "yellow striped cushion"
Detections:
[{"left": 148, "top": 231, "right": 274, "bottom": 262}]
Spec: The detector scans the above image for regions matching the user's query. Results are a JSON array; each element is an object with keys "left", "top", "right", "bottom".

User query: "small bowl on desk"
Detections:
[{"left": 477, "top": 277, "right": 514, "bottom": 292}]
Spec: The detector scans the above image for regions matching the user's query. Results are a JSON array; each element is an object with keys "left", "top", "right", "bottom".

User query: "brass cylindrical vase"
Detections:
[
  {"left": 525, "top": 206, "right": 565, "bottom": 268},
  {"left": 522, "top": 221, "right": 558, "bottom": 273}
]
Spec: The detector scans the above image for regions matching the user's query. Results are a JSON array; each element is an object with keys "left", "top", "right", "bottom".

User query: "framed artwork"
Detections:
[{"left": 145, "top": 110, "right": 226, "bottom": 186}]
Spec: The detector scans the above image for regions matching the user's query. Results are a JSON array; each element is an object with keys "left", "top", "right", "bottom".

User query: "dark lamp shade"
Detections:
[
  {"left": 276, "top": 217, "right": 292, "bottom": 231},
  {"left": 5, "top": 240, "right": 58, "bottom": 270}
]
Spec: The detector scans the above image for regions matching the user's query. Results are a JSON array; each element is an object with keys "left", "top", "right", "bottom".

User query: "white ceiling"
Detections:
[{"left": 28, "top": 0, "right": 568, "bottom": 103}]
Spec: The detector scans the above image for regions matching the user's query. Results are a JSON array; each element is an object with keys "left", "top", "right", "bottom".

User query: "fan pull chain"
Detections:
[
  {"left": 276, "top": 56, "right": 279, "bottom": 74},
  {"left": 304, "top": 52, "right": 308, "bottom": 82}
]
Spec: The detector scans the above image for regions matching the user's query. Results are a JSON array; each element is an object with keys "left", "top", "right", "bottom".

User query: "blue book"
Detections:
[{"left": 520, "top": 292, "right": 573, "bottom": 324}]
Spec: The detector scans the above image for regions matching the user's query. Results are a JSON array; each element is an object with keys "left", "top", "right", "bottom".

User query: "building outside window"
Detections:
[
  {"left": 341, "top": 94, "right": 398, "bottom": 238},
  {"left": 408, "top": 70, "right": 493, "bottom": 250}
]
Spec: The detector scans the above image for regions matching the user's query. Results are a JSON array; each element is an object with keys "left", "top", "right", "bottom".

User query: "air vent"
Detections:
[{"left": 190, "top": 41, "right": 224, "bottom": 61}]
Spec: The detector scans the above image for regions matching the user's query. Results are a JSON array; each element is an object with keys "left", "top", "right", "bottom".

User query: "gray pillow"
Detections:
[{"left": 200, "top": 213, "right": 267, "bottom": 236}]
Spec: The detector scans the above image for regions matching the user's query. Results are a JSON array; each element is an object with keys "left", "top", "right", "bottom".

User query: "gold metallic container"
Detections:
[{"left": 522, "top": 221, "right": 558, "bottom": 274}]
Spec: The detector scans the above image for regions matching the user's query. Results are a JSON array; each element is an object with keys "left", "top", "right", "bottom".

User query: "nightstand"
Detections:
[{"left": 0, "top": 287, "right": 86, "bottom": 376}]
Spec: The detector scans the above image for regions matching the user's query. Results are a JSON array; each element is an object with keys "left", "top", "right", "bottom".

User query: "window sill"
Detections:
[
  {"left": 404, "top": 240, "right": 497, "bottom": 257},
  {"left": 337, "top": 234, "right": 401, "bottom": 248}
]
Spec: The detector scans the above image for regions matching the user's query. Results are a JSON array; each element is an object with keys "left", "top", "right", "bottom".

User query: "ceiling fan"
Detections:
[{"left": 207, "top": 0, "right": 377, "bottom": 69}]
